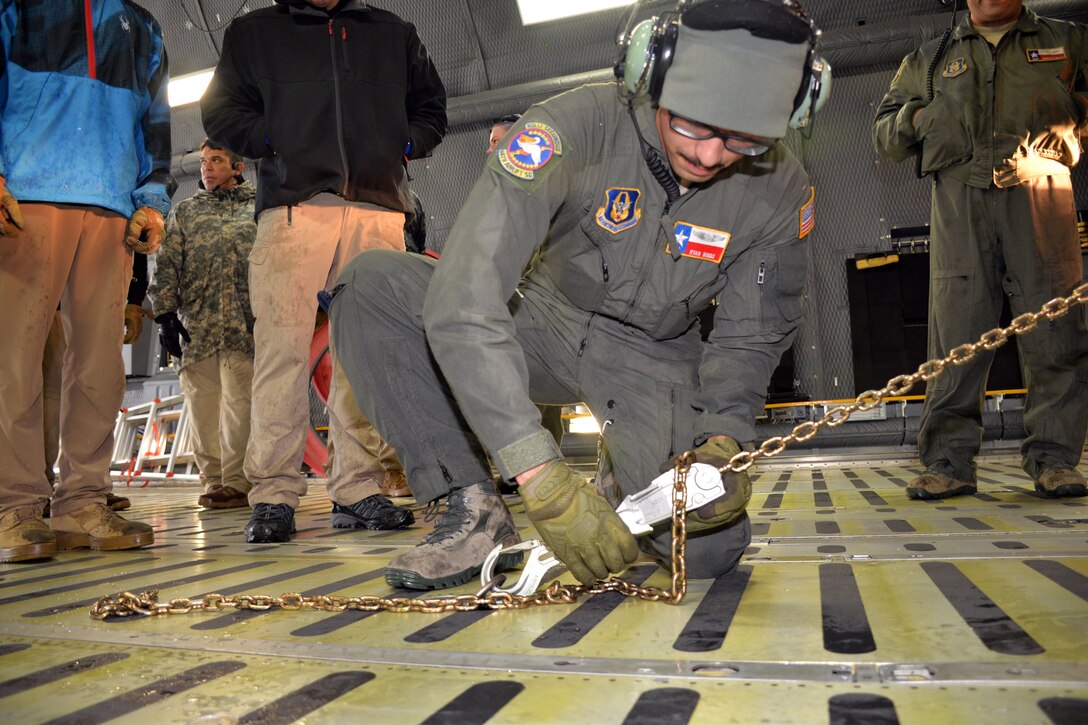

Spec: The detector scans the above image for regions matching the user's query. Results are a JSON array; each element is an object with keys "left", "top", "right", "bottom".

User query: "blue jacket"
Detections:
[{"left": 0, "top": 0, "right": 172, "bottom": 218}]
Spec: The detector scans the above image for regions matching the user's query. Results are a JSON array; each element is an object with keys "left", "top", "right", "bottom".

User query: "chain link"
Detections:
[{"left": 89, "top": 283, "right": 1087, "bottom": 620}]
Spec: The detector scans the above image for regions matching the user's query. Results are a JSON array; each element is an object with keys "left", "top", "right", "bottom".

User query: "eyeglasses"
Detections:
[{"left": 667, "top": 112, "right": 773, "bottom": 157}]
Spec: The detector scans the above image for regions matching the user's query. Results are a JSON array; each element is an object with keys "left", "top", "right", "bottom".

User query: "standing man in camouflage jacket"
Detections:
[{"left": 149, "top": 140, "right": 257, "bottom": 509}]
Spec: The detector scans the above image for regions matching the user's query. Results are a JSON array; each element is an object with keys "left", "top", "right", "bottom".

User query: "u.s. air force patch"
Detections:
[
  {"left": 595, "top": 187, "right": 642, "bottom": 234},
  {"left": 942, "top": 58, "right": 967, "bottom": 78},
  {"left": 497, "top": 122, "right": 563, "bottom": 180}
]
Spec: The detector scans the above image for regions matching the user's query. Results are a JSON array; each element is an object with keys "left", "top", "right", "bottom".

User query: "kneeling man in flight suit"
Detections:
[{"left": 330, "top": 0, "right": 828, "bottom": 590}]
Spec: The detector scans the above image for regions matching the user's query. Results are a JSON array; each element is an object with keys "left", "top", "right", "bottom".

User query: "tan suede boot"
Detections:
[
  {"left": 50, "top": 502, "right": 154, "bottom": 551},
  {"left": 0, "top": 507, "right": 57, "bottom": 562}
]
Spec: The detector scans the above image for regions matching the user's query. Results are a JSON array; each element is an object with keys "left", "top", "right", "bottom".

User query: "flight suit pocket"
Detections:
[{"left": 918, "top": 91, "right": 973, "bottom": 174}]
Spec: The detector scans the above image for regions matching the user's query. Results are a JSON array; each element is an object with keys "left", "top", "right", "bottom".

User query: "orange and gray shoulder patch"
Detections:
[
  {"left": 497, "top": 122, "right": 563, "bottom": 180},
  {"left": 1027, "top": 47, "right": 1067, "bottom": 62},
  {"left": 942, "top": 58, "right": 968, "bottom": 78},
  {"left": 799, "top": 186, "right": 815, "bottom": 239},
  {"left": 595, "top": 187, "right": 643, "bottom": 234}
]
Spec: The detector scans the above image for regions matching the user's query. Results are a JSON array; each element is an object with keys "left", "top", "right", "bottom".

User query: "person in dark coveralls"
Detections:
[
  {"left": 873, "top": 0, "right": 1088, "bottom": 500},
  {"left": 331, "top": 0, "right": 829, "bottom": 590},
  {"left": 200, "top": 0, "right": 448, "bottom": 542}
]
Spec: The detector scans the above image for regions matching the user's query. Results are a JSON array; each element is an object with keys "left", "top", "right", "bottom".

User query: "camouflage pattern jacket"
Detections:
[{"left": 148, "top": 180, "right": 257, "bottom": 369}]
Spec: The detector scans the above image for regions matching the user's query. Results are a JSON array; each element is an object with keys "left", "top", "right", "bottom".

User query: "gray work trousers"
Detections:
[
  {"left": 920, "top": 174, "right": 1088, "bottom": 481},
  {"left": 330, "top": 249, "right": 750, "bottom": 579}
]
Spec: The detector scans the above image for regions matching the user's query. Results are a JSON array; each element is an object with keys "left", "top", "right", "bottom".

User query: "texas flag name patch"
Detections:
[
  {"left": 1027, "top": 47, "right": 1067, "bottom": 62},
  {"left": 674, "top": 221, "right": 731, "bottom": 263}
]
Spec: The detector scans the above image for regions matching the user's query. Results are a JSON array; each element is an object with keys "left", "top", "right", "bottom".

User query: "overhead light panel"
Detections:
[
  {"left": 168, "top": 69, "right": 214, "bottom": 108},
  {"left": 517, "top": 0, "right": 636, "bottom": 25}
]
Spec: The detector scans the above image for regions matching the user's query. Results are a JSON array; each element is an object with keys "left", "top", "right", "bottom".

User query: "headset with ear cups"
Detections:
[{"left": 614, "top": 0, "right": 831, "bottom": 130}]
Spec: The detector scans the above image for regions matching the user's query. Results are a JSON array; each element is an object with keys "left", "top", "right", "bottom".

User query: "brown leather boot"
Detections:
[
  {"left": 380, "top": 470, "right": 412, "bottom": 498},
  {"left": 50, "top": 502, "right": 154, "bottom": 551},
  {"left": 0, "top": 507, "right": 56, "bottom": 562},
  {"left": 1035, "top": 468, "right": 1087, "bottom": 498},
  {"left": 905, "top": 471, "right": 977, "bottom": 500}
]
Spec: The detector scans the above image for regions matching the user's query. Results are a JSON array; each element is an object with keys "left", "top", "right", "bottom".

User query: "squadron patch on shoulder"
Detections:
[
  {"left": 1027, "top": 47, "right": 1067, "bottom": 62},
  {"left": 798, "top": 186, "right": 815, "bottom": 239},
  {"left": 497, "top": 122, "right": 563, "bottom": 180},
  {"left": 673, "top": 221, "right": 731, "bottom": 263},
  {"left": 942, "top": 58, "right": 967, "bottom": 78},
  {"left": 595, "top": 187, "right": 643, "bottom": 234}
]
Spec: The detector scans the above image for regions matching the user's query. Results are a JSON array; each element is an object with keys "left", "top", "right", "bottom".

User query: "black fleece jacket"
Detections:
[{"left": 201, "top": 0, "right": 447, "bottom": 216}]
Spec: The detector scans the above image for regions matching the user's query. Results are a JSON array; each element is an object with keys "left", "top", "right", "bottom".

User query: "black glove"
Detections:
[
  {"left": 155, "top": 311, "right": 190, "bottom": 359},
  {"left": 660, "top": 436, "right": 752, "bottom": 532}
]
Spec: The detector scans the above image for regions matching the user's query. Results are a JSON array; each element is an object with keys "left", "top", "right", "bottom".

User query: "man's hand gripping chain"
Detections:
[{"left": 480, "top": 463, "right": 725, "bottom": 595}]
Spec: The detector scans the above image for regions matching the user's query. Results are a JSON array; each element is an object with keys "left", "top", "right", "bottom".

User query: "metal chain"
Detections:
[
  {"left": 89, "top": 282, "right": 1087, "bottom": 620},
  {"left": 90, "top": 464, "right": 689, "bottom": 619},
  {"left": 719, "top": 281, "right": 1088, "bottom": 475}
]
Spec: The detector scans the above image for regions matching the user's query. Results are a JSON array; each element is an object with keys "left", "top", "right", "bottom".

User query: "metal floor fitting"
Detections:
[{"left": 1, "top": 452, "right": 1086, "bottom": 724}]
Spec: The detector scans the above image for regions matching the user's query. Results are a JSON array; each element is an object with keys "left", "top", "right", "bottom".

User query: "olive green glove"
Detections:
[
  {"left": 124, "top": 206, "right": 164, "bottom": 254},
  {"left": 0, "top": 175, "right": 25, "bottom": 237},
  {"left": 520, "top": 460, "right": 639, "bottom": 585},
  {"left": 662, "top": 436, "right": 752, "bottom": 532},
  {"left": 123, "top": 304, "right": 154, "bottom": 344}
]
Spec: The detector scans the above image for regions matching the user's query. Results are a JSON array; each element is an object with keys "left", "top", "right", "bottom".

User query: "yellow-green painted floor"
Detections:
[{"left": 1, "top": 452, "right": 1086, "bottom": 724}]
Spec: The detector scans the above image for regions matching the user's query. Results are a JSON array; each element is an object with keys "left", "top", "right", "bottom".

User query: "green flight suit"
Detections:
[
  {"left": 873, "top": 8, "right": 1088, "bottom": 481},
  {"left": 333, "top": 83, "right": 814, "bottom": 576}
]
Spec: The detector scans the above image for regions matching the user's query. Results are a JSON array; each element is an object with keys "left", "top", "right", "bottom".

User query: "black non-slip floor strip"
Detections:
[
  {"left": 828, "top": 693, "right": 899, "bottom": 725},
  {"left": 0, "top": 557, "right": 158, "bottom": 590},
  {"left": 814, "top": 491, "right": 833, "bottom": 507},
  {"left": 0, "top": 555, "right": 103, "bottom": 575},
  {"left": 884, "top": 519, "right": 915, "bottom": 533},
  {"left": 920, "top": 561, "right": 1044, "bottom": 655},
  {"left": 953, "top": 517, "right": 993, "bottom": 531},
  {"left": 0, "top": 560, "right": 208, "bottom": 609},
  {"left": 0, "top": 643, "right": 31, "bottom": 657},
  {"left": 419, "top": 681, "right": 525, "bottom": 725},
  {"left": 0, "top": 652, "right": 129, "bottom": 698},
  {"left": 621, "top": 687, "right": 700, "bottom": 725},
  {"left": 39, "top": 660, "right": 246, "bottom": 725},
  {"left": 672, "top": 566, "right": 752, "bottom": 652},
  {"left": 237, "top": 671, "right": 375, "bottom": 725},
  {"left": 820, "top": 563, "right": 876, "bottom": 655},
  {"left": 532, "top": 565, "right": 657, "bottom": 649},
  {"left": 1023, "top": 560, "right": 1088, "bottom": 602},
  {"left": 191, "top": 565, "right": 384, "bottom": 630},
  {"left": 21, "top": 560, "right": 279, "bottom": 618},
  {"left": 1039, "top": 697, "right": 1088, "bottom": 725},
  {"left": 859, "top": 491, "right": 888, "bottom": 506},
  {"left": 816, "top": 521, "right": 841, "bottom": 534}
]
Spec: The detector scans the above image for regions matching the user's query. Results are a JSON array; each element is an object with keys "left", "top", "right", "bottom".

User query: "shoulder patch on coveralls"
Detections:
[
  {"left": 497, "top": 122, "right": 563, "bottom": 181},
  {"left": 595, "top": 187, "right": 643, "bottom": 234},
  {"left": 798, "top": 186, "right": 815, "bottom": 239}
]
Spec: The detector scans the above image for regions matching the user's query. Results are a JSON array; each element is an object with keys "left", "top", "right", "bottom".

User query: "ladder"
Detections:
[{"left": 110, "top": 394, "right": 201, "bottom": 484}]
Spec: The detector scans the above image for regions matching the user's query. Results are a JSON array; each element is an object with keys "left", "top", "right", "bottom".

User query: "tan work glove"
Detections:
[
  {"left": 124, "top": 206, "right": 164, "bottom": 254},
  {"left": 123, "top": 304, "right": 154, "bottom": 344},
  {"left": 520, "top": 460, "right": 639, "bottom": 585},
  {"left": 661, "top": 436, "right": 752, "bottom": 532},
  {"left": 0, "top": 175, "right": 25, "bottom": 237}
]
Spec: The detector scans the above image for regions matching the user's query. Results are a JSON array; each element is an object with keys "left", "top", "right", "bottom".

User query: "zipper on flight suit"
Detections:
[
  {"left": 329, "top": 20, "right": 351, "bottom": 196},
  {"left": 758, "top": 261, "right": 766, "bottom": 285}
]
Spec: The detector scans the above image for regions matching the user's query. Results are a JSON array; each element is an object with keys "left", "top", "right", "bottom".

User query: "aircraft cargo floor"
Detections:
[{"left": 1, "top": 451, "right": 1086, "bottom": 724}]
